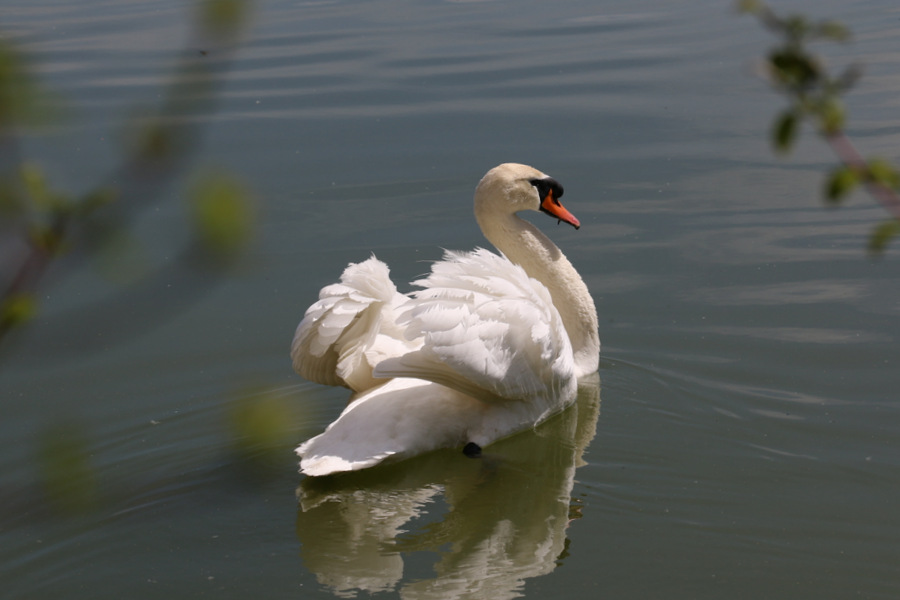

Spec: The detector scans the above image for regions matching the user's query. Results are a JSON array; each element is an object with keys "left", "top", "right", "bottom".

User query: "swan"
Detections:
[{"left": 291, "top": 163, "right": 600, "bottom": 476}]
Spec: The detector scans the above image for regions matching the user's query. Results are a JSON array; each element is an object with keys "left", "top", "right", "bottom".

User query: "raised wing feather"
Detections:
[
  {"left": 373, "top": 248, "right": 576, "bottom": 413},
  {"left": 291, "top": 257, "right": 410, "bottom": 392}
]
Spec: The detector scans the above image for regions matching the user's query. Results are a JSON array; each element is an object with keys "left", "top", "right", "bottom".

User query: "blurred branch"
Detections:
[
  {"left": 738, "top": 0, "right": 900, "bottom": 253},
  {"left": 0, "top": 0, "right": 256, "bottom": 357}
]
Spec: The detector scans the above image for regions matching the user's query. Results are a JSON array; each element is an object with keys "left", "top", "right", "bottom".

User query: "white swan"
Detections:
[{"left": 291, "top": 163, "right": 600, "bottom": 476}]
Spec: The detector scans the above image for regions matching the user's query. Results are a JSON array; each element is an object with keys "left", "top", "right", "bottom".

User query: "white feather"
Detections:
[
  {"left": 291, "top": 164, "right": 600, "bottom": 476},
  {"left": 375, "top": 248, "right": 575, "bottom": 411}
]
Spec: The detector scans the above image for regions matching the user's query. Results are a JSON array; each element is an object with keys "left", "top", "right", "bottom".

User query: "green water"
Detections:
[{"left": 2, "top": 0, "right": 898, "bottom": 598}]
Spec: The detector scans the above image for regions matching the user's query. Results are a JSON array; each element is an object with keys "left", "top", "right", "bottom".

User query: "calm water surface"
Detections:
[{"left": 2, "top": 0, "right": 899, "bottom": 598}]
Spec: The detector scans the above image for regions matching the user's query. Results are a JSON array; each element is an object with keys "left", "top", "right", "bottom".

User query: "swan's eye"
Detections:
[{"left": 530, "top": 177, "right": 564, "bottom": 205}]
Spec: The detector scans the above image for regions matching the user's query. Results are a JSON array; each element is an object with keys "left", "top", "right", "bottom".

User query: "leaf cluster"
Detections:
[
  {"left": 739, "top": 1, "right": 855, "bottom": 150},
  {"left": 0, "top": 41, "right": 58, "bottom": 128},
  {"left": 0, "top": 0, "right": 256, "bottom": 350},
  {"left": 740, "top": 0, "right": 900, "bottom": 253}
]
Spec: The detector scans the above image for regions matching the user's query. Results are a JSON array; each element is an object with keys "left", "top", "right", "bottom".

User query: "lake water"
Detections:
[{"left": 2, "top": 0, "right": 899, "bottom": 598}]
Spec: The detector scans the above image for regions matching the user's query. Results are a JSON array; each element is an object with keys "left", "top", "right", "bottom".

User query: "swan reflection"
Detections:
[{"left": 295, "top": 375, "right": 600, "bottom": 599}]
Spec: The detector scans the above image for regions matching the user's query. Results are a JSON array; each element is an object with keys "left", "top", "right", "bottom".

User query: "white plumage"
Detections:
[{"left": 291, "top": 163, "right": 600, "bottom": 476}]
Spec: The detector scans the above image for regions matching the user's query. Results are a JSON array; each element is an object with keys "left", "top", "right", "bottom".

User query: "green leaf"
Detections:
[
  {"left": 200, "top": 0, "right": 251, "bottom": 39},
  {"left": 782, "top": 16, "right": 810, "bottom": 42},
  {"left": 0, "top": 40, "right": 57, "bottom": 127},
  {"left": 227, "top": 387, "right": 302, "bottom": 474},
  {"left": 20, "top": 163, "right": 49, "bottom": 206},
  {"left": 772, "top": 110, "right": 800, "bottom": 153},
  {"left": 868, "top": 220, "right": 900, "bottom": 255},
  {"left": 769, "top": 49, "right": 819, "bottom": 88},
  {"left": 189, "top": 170, "right": 255, "bottom": 263},
  {"left": 736, "top": 0, "right": 763, "bottom": 15},
  {"left": 865, "top": 159, "right": 900, "bottom": 190},
  {"left": 823, "top": 166, "right": 859, "bottom": 204},
  {"left": 0, "top": 173, "right": 27, "bottom": 217},
  {"left": 136, "top": 120, "right": 176, "bottom": 162},
  {"left": 0, "top": 293, "right": 37, "bottom": 329},
  {"left": 229, "top": 392, "right": 295, "bottom": 454},
  {"left": 37, "top": 421, "right": 99, "bottom": 515},
  {"left": 20, "top": 163, "right": 71, "bottom": 212},
  {"left": 815, "top": 20, "right": 850, "bottom": 42},
  {"left": 818, "top": 97, "right": 845, "bottom": 135}
]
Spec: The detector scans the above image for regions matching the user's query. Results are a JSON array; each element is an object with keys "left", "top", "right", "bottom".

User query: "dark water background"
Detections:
[{"left": 2, "top": 0, "right": 899, "bottom": 598}]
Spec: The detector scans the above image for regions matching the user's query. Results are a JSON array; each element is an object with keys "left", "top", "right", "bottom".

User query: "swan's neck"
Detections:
[{"left": 477, "top": 212, "right": 600, "bottom": 376}]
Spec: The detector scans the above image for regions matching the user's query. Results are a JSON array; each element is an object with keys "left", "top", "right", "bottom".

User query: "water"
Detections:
[{"left": 2, "top": 0, "right": 899, "bottom": 598}]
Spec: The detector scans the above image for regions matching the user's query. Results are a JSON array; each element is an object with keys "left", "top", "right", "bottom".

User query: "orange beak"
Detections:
[{"left": 540, "top": 189, "right": 581, "bottom": 229}]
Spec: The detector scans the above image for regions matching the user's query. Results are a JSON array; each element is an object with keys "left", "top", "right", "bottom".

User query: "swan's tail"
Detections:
[{"left": 296, "top": 379, "right": 476, "bottom": 477}]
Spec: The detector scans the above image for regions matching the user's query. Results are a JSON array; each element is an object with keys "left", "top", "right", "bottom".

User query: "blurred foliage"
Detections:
[
  {"left": 228, "top": 387, "right": 305, "bottom": 476},
  {"left": 36, "top": 421, "right": 99, "bottom": 515},
  {"left": 0, "top": 0, "right": 271, "bottom": 513},
  {"left": 201, "top": 0, "right": 252, "bottom": 39},
  {"left": 0, "top": 0, "right": 256, "bottom": 350},
  {"left": 869, "top": 220, "right": 900, "bottom": 255},
  {"left": 189, "top": 170, "right": 257, "bottom": 266},
  {"left": 0, "top": 292, "right": 37, "bottom": 331},
  {"left": 739, "top": 0, "right": 900, "bottom": 254},
  {"left": 0, "top": 40, "right": 58, "bottom": 128}
]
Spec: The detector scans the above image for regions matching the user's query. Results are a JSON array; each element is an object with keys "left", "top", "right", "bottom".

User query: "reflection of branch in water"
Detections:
[{"left": 295, "top": 375, "right": 601, "bottom": 599}]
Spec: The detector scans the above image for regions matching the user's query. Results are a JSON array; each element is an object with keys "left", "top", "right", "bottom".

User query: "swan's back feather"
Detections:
[
  {"left": 291, "top": 257, "right": 409, "bottom": 391},
  {"left": 374, "top": 248, "right": 576, "bottom": 414}
]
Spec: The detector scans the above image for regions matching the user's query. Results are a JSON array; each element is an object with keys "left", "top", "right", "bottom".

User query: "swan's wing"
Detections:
[
  {"left": 373, "top": 249, "right": 576, "bottom": 410},
  {"left": 291, "top": 257, "right": 411, "bottom": 392}
]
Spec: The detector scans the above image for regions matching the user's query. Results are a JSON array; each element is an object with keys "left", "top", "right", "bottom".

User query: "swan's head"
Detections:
[{"left": 474, "top": 163, "right": 580, "bottom": 230}]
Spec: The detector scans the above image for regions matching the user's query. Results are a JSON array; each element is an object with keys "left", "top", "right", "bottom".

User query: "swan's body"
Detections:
[{"left": 291, "top": 163, "right": 600, "bottom": 476}]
